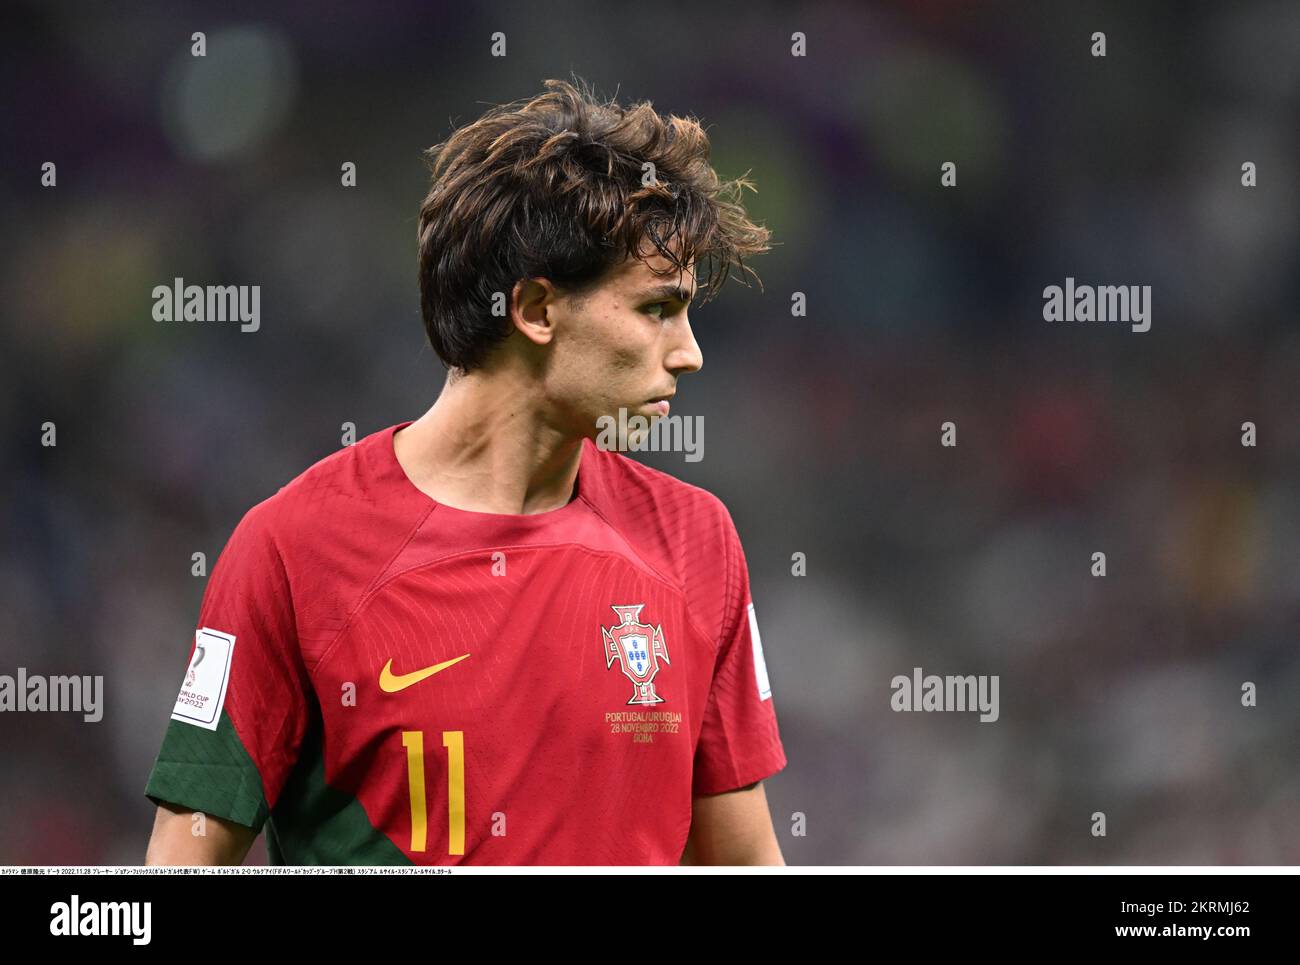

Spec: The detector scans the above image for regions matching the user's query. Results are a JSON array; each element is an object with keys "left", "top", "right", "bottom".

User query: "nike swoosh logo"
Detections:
[{"left": 379, "top": 654, "right": 470, "bottom": 693}]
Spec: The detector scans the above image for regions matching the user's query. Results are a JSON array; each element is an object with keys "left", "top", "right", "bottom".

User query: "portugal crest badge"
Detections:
[{"left": 602, "top": 604, "right": 670, "bottom": 705}]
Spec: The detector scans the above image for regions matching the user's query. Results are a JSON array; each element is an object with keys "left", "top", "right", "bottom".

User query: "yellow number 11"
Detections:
[{"left": 401, "top": 730, "right": 465, "bottom": 855}]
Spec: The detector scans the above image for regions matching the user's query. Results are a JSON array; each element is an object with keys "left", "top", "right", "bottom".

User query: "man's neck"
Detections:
[{"left": 394, "top": 370, "right": 584, "bottom": 515}]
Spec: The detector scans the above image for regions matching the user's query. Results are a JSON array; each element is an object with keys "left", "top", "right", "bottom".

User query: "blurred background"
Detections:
[{"left": 2, "top": 0, "right": 1298, "bottom": 865}]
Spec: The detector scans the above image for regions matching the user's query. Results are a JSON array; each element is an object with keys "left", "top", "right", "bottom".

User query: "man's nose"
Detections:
[{"left": 667, "top": 317, "right": 703, "bottom": 374}]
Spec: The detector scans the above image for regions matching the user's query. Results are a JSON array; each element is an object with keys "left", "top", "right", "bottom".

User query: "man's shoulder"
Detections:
[
  {"left": 231, "top": 424, "right": 419, "bottom": 556},
  {"left": 581, "top": 439, "right": 735, "bottom": 536},
  {"left": 215, "top": 425, "right": 427, "bottom": 661},
  {"left": 580, "top": 441, "right": 742, "bottom": 621}
]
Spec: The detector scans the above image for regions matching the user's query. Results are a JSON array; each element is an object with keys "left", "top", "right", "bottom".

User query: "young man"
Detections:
[{"left": 144, "top": 78, "right": 786, "bottom": 865}]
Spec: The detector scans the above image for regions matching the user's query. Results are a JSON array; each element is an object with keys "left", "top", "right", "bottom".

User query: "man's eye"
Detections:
[{"left": 644, "top": 302, "right": 669, "bottom": 319}]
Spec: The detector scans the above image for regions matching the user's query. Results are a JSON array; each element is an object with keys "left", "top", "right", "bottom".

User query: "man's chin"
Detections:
[{"left": 589, "top": 405, "right": 661, "bottom": 452}]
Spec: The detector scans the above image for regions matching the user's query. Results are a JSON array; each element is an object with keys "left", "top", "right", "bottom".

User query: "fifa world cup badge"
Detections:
[{"left": 602, "top": 604, "right": 670, "bottom": 705}]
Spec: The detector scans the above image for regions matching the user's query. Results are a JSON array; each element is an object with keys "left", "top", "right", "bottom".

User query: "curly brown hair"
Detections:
[{"left": 416, "top": 77, "right": 772, "bottom": 371}]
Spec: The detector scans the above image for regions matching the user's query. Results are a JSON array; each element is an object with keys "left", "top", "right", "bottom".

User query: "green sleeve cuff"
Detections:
[{"left": 144, "top": 710, "right": 271, "bottom": 831}]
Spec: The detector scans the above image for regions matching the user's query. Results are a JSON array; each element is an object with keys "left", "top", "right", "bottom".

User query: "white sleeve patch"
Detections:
[
  {"left": 748, "top": 603, "right": 772, "bottom": 701},
  {"left": 170, "top": 627, "right": 235, "bottom": 731}
]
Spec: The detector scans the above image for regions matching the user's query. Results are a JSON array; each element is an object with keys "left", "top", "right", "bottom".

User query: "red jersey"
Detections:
[{"left": 145, "top": 422, "right": 786, "bottom": 864}]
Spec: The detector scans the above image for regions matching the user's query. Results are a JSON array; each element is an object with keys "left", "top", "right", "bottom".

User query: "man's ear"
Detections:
[{"left": 511, "top": 277, "right": 560, "bottom": 349}]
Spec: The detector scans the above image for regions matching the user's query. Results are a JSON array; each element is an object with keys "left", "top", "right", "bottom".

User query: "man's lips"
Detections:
[{"left": 644, "top": 394, "right": 673, "bottom": 415}]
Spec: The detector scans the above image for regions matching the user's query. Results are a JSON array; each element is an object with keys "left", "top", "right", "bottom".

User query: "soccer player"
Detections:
[{"left": 143, "top": 78, "right": 787, "bottom": 866}]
